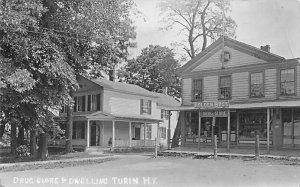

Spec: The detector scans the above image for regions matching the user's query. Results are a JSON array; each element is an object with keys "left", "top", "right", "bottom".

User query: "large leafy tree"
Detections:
[
  {"left": 160, "top": 0, "right": 237, "bottom": 59},
  {"left": 119, "top": 45, "right": 181, "bottom": 98}
]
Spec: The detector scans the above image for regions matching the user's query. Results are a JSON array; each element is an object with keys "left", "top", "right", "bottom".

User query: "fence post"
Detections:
[
  {"left": 214, "top": 135, "right": 217, "bottom": 160},
  {"left": 255, "top": 132, "right": 260, "bottom": 159}
]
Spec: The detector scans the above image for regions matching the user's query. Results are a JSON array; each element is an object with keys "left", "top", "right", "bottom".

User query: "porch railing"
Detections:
[{"left": 115, "top": 140, "right": 155, "bottom": 147}]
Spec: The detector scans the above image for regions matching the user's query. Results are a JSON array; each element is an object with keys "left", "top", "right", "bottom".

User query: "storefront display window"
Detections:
[{"left": 239, "top": 111, "right": 267, "bottom": 139}]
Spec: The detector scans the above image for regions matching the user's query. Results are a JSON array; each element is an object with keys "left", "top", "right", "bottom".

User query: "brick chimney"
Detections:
[
  {"left": 260, "top": 45, "right": 270, "bottom": 52},
  {"left": 108, "top": 69, "right": 115, "bottom": 82}
]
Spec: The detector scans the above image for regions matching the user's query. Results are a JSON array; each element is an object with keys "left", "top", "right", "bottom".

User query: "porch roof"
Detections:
[
  {"left": 170, "top": 100, "right": 300, "bottom": 111},
  {"left": 55, "top": 111, "right": 162, "bottom": 123}
]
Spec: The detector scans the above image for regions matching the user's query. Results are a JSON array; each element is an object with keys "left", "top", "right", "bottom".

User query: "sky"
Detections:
[{"left": 129, "top": 0, "right": 300, "bottom": 61}]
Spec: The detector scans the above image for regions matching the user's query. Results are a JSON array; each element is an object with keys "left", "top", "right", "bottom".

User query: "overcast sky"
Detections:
[{"left": 129, "top": 0, "right": 300, "bottom": 60}]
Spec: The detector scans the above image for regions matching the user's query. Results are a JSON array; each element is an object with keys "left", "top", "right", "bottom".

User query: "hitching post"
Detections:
[
  {"left": 214, "top": 135, "right": 217, "bottom": 160},
  {"left": 255, "top": 132, "right": 260, "bottom": 159}
]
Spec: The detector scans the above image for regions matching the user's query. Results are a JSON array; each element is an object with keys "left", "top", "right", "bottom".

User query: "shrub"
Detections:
[{"left": 16, "top": 145, "right": 30, "bottom": 157}]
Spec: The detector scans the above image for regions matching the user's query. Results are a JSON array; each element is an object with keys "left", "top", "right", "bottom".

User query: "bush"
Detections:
[{"left": 16, "top": 145, "right": 30, "bottom": 157}]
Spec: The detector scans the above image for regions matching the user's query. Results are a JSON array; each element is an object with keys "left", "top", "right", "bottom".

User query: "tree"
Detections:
[
  {"left": 119, "top": 45, "right": 181, "bottom": 98},
  {"left": 40, "top": 0, "right": 137, "bottom": 152},
  {"left": 160, "top": 0, "right": 237, "bottom": 59}
]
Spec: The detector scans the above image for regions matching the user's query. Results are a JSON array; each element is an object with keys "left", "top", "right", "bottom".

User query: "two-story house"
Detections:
[
  {"left": 53, "top": 76, "right": 180, "bottom": 150},
  {"left": 176, "top": 36, "right": 300, "bottom": 150}
]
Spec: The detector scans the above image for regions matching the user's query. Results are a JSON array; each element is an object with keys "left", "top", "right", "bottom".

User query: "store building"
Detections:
[{"left": 176, "top": 36, "right": 300, "bottom": 150}]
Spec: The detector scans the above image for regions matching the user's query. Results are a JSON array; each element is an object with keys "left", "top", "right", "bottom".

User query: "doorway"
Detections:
[
  {"left": 90, "top": 122, "right": 102, "bottom": 146},
  {"left": 134, "top": 127, "right": 141, "bottom": 140}
]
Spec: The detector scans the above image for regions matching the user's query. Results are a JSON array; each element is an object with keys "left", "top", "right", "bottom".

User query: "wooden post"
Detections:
[
  {"left": 236, "top": 112, "right": 239, "bottom": 145},
  {"left": 129, "top": 122, "right": 132, "bottom": 147},
  {"left": 255, "top": 132, "right": 260, "bottom": 159},
  {"left": 214, "top": 135, "right": 217, "bottom": 160},
  {"left": 227, "top": 109, "right": 230, "bottom": 152},
  {"left": 112, "top": 120, "right": 115, "bottom": 148},
  {"left": 167, "top": 111, "right": 171, "bottom": 150},
  {"left": 198, "top": 110, "right": 202, "bottom": 150},
  {"left": 144, "top": 123, "right": 146, "bottom": 141},
  {"left": 154, "top": 137, "right": 157, "bottom": 158},
  {"left": 86, "top": 119, "right": 90, "bottom": 149},
  {"left": 267, "top": 108, "right": 270, "bottom": 154},
  {"left": 212, "top": 117, "right": 216, "bottom": 146},
  {"left": 157, "top": 122, "right": 160, "bottom": 152}
]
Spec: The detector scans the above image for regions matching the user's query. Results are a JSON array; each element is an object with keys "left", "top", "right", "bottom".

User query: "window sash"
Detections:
[
  {"left": 280, "top": 69, "right": 295, "bottom": 95},
  {"left": 192, "top": 79, "right": 202, "bottom": 101},
  {"left": 141, "top": 99, "right": 151, "bottom": 115},
  {"left": 159, "top": 127, "right": 166, "bottom": 139},
  {"left": 219, "top": 76, "right": 231, "bottom": 99},
  {"left": 250, "top": 72, "right": 264, "bottom": 97}
]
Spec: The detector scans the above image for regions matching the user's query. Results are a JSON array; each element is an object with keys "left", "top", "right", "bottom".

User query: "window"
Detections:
[
  {"left": 73, "top": 96, "right": 86, "bottom": 112},
  {"left": 280, "top": 69, "right": 295, "bottom": 95},
  {"left": 159, "top": 127, "right": 166, "bottom": 139},
  {"left": 192, "top": 79, "right": 202, "bottom": 101},
  {"left": 60, "top": 105, "right": 68, "bottom": 113},
  {"left": 140, "top": 99, "right": 151, "bottom": 115},
  {"left": 161, "top": 109, "right": 169, "bottom": 120},
  {"left": 145, "top": 125, "right": 152, "bottom": 139},
  {"left": 87, "top": 94, "right": 101, "bottom": 112},
  {"left": 72, "top": 122, "right": 85, "bottom": 139},
  {"left": 250, "top": 72, "right": 264, "bottom": 97},
  {"left": 219, "top": 76, "right": 231, "bottom": 100}
]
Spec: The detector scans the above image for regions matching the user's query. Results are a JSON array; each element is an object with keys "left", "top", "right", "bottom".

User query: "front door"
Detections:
[
  {"left": 134, "top": 127, "right": 141, "bottom": 140},
  {"left": 90, "top": 125, "right": 97, "bottom": 146}
]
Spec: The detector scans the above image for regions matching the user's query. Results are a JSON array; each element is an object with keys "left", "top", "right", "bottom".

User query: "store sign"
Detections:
[
  {"left": 194, "top": 101, "right": 229, "bottom": 109},
  {"left": 200, "top": 110, "right": 228, "bottom": 117}
]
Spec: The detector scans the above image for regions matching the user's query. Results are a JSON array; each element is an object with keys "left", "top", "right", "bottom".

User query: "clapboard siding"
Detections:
[
  {"left": 103, "top": 90, "right": 156, "bottom": 117},
  {"left": 203, "top": 76, "right": 218, "bottom": 101},
  {"left": 182, "top": 78, "right": 192, "bottom": 105},
  {"left": 192, "top": 47, "right": 266, "bottom": 72},
  {"left": 265, "top": 69, "right": 277, "bottom": 99},
  {"left": 232, "top": 72, "right": 249, "bottom": 100}
]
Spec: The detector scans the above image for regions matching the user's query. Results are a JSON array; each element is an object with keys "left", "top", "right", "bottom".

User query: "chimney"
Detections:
[
  {"left": 260, "top": 45, "right": 270, "bottom": 53},
  {"left": 108, "top": 69, "right": 115, "bottom": 82}
]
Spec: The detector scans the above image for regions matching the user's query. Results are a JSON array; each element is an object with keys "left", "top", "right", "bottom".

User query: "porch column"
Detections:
[
  {"left": 198, "top": 110, "right": 201, "bottom": 150},
  {"left": 267, "top": 108, "right": 270, "bottom": 154},
  {"left": 167, "top": 111, "right": 171, "bottom": 150},
  {"left": 112, "top": 120, "right": 115, "bottom": 148},
  {"left": 156, "top": 122, "right": 160, "bottom": 153},
  {"left": 227, "top": 109, "right": 230, "bottom": 152},
  {"left": 144, "top": 123, "right": 146, "bottom": 140},
  {"left": 86, "top": 119, "right": 90, "bottom": 148},
  {"left": 129, "top": 122, "right": 132, "bottom": 147}
]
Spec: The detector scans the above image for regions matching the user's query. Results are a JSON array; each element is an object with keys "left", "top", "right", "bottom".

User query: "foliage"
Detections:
[
  {"left": 16, "top": 144, "right": 30, "bottom": 157},
  {"left": 160, "top": 0, "right": 237, "bottom": 59},
  {"left": 119, "top": 45, "right": 181, "bottom": 98}
]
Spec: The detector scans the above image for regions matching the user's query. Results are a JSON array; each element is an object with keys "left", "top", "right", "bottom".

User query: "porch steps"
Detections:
[{"left": 86, "top": 147, "right": 111, "bottom": 154}]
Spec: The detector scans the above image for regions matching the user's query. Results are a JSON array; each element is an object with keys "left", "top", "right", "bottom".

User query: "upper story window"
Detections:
[
  {"left": 74, "top": 96, "right": 86, "bottom": 112},
  {"left": 192, "top": 79, "right": 202, "bottom": 101},
  {"left": 280, "top": 69, "right": 295, "bottom": 96},
  {"left": 161, "top": 109, "right": 170, "bottom": 120},
  {"left": 87, "top": 94, "right": 101, "bottom": 112},
  {"left": 140, "top": 99, "right": 151, "bottom": 115},
  {"left": 250, "top": 72, "right": 264, "bottom": 97},
  {"left": 219, "top": 76, "right": 231, "bottom": 100}
]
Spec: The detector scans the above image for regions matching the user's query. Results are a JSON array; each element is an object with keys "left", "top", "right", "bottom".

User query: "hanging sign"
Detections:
[
  {"left": 200, "top": 110, "right": 228, "bottom": 117},
  {"left": 194, "top": 101, "right": 229, "bottom": 109}
]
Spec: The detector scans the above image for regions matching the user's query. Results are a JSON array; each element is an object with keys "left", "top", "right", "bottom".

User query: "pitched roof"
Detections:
[
  {"left": 153, "top": 92, "right": 181, "bottom": 108},
  {"left": 177, "top": 36, "right": 285, "bottom": 75},
  {"left": 89, "top": 78, "right": 159, "bottom": 98}
]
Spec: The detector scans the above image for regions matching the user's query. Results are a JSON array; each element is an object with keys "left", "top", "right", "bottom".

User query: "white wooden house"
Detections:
[{"left": 53, "top": 76, "right": 180, "bottom": 150}]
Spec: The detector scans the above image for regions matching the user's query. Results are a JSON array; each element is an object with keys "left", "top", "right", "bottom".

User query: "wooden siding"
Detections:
[
  {"left": 182, "top": 78, "right": 192, "bottom": 105},
  {"left": 192, "top": 47, "right": 266, "bottom": 72},
  {"left": 203, "top": 76, "right": 218, "bottom": 101},
  {"left": 232, "top": 72, "right": 249, "bottom": 100},
  {"left": 265, "top": 69, "right": 277, "bottom": 99},
  {"left": 103, "top": 90, "right": 157, "bottom": 118}
]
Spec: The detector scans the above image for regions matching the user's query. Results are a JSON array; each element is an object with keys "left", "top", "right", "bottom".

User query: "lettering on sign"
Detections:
[
  {"left": 200, "top": 110, "right": 228, "bottom": 117},
  {"left": 194, "top": 101, "right": 229, "bottom": 109}
]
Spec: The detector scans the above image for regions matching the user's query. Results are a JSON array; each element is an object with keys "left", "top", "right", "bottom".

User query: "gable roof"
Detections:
[
  {"left": 88, "top": 78, "right": 159, "bottom": 98},
  {"left": 153, "top": 92, "right": 181, "bottom": 108},
  {"left": 177, "top": 36, "right": 285, "bottom": 75}
]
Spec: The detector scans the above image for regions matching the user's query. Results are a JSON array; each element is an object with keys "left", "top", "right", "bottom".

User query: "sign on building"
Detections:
[{"left": 194, "top": 101, "right": 230, "bottom": 109}]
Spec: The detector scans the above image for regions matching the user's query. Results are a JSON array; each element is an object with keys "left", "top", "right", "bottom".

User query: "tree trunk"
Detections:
[
  {"left": 10, "top": 123, "right": 17, "bottom": 155},
  {"left": 38, "top": 133, "right": 49, "bottom": 160},
  {"left": 17, "top": 126, "right": 24, "bottom": 145},
  {"left": 30, "top": 129, "right": 37, "bottom": 158},
  {"left": 0, "top": 123, "right": 5, "bottom": 140},
  {"left": 65, "top": 89, "right": 74, "bottom": 153},
  {"left": 171, "top": 111, "right": 185, "bottom": 148}
]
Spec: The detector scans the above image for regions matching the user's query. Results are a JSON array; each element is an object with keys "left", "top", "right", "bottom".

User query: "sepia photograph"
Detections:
[{"left": 0, "top": 0, "right": 300, "bottom": 186}]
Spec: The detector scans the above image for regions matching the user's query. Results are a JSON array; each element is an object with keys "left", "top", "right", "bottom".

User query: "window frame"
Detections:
[
  {"left": 159, "top": 127, "right": 167, "bottom": 139},
  {"left": 249, "top": 71, "right": 265, "bottom": 98},
  {"left": 279, "top": 68, "right": 296, "bottom": 96},
  {"left": 145, "top": 125, "right": 152, "bottom": 139},
  {"left": 191, "top": 79, "right": 203, "bottom": 101},
  {"left": 72, "top": 121, "right": 86, "bottom": 139},
  {"left": 140, "top": 99, "right": 152, "bottom": 115},
  {"left": 219, "top": 75, "right": 232, "bottom": 100},
  {"left": 161, "top": 109, "right": 170, "bottom": 120}
]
